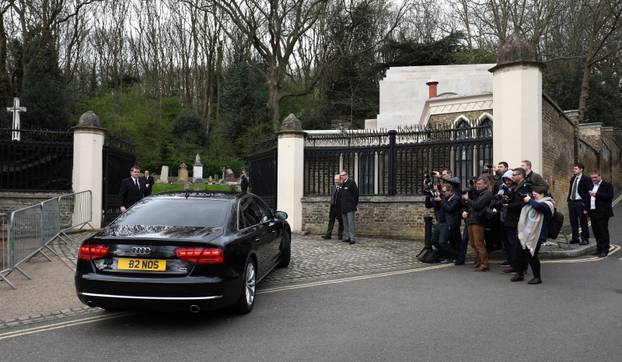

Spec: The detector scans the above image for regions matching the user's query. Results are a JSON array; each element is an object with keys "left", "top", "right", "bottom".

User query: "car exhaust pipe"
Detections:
[{"left": 189, "top": 305, "right": 201, "bottom": 313}]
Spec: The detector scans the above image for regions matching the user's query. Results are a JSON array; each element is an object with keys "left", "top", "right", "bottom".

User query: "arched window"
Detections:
[
  {"left": 478, "top": 116, "right": 493, "bottom": 138},
  {"left": 455, "top": 120, "right": 471, "bottom": 140}
]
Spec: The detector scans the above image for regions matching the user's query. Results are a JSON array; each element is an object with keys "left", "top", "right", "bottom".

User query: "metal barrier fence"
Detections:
[
  {"left": 0, "top": 213, "right": 9, "bottom": 286},
  {"left": 0, "top": 190, "right": 92, "bottom": 289}
]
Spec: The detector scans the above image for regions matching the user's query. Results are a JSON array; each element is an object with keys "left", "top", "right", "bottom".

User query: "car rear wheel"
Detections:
[
  {"left": 277, "top": 231, "right": 291, "bottom": 268},
  {"left": 232, "top": 258, "right": 256, "bottom": 314}
]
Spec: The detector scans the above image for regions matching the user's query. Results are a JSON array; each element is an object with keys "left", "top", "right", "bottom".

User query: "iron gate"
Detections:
[
  {"left": 248, "top": 146, "right": 277, "bottom": 210},
  {"left": 102, "top": 135, "right": 136, "bottom": 226}
]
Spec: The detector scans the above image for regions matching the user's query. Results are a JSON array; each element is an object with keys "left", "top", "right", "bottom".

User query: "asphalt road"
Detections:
[{"left": 0, "top": 252, "right": 620, "bottom": 361}]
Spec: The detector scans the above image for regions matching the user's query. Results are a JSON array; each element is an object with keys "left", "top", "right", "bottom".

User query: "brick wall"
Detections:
[
  {"left": 302, "top": 195, "right": 431, "bottom": 239},
  {"left": 542, "top": 99, "right": 576, "bottom": 216}
]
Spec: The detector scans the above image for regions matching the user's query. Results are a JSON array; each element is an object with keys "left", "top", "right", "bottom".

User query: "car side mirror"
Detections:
[{"left": 275, "top": 211, "right": 288, "bottom": 220}]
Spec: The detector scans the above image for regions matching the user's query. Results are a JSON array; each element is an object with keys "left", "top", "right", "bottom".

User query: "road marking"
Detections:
[
  {"left": 0, "top": 313, "right": 127, "bottom": 342},
  {"left": 258, "top": 263, "right": 453, "bottom": 294}
]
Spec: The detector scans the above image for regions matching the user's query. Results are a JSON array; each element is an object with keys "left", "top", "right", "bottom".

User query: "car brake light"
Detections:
[
  {"left": 176, "top": 247, "right": 224, "bottom": 265},
  {"left": 78, "top": 244, "right": 110, "bottom": 261}
]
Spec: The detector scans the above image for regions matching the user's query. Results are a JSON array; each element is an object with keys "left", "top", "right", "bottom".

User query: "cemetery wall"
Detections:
[
  {"left": 0, "top": 192, "right": 66, "bottom": 214},
  {"left": 301, "top": 195, "right": 431, "bottom": 239}
]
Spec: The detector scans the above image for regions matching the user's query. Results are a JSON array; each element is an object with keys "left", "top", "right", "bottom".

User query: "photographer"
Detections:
[
  {"left": 424, "top": 184, "right": 450, "bottom": 260},
  {"left": 462, "top": 177, "right": 493, "bottom": 271},
  {"left": 514, "top": 186, "right": 555, "bottom": 285},
  {"left": 506, "top": 167, "right": 532, "bottom": 275},
  {"left": 439, "top": 184, "right": 461, "bottom": 261},
  {"left": 490, "top": 170, "right": 516, "bottom": 271},
  {"left": 433, "top": 169, "right": 462, "bottom": 193},
  {"left": 454, "top": 176, "right": 478, "bottom": 265}
]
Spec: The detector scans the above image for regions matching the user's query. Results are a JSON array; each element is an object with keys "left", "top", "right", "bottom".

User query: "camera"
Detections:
[{"left": 422, "top": 174, "right": 438, "bottom": 197}]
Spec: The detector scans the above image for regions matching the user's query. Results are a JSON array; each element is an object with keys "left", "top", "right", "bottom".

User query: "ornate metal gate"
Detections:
[
  {"left": 248, "top": 146, "right": 277, "bottom": 210},
  {"left": 102, "top": 135, "right": 136, "bottom": 226}
]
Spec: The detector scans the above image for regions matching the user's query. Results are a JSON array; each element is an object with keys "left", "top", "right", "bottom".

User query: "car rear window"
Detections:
[{"left": 114, "top": 198, "right": 230, "bottom": 227}]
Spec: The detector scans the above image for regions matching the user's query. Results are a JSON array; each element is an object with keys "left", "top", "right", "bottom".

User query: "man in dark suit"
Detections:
[
  {"left": 588, "top": 171, "right": 614, "bottom": 257},
  {"left": 322, "top": 174, "right": 344, "bottom": 240},
  {"left": 339, "top": 170, "right": 359, "bottom": 245},
  {"left": 567, "top": 163, "right": 591, "bottom": 244},
  {"left": 119, "top": 165, "right": 146, "bottom": 213},
  {"left": 142, "top": 170, "right": 155, "bottom": 196}
]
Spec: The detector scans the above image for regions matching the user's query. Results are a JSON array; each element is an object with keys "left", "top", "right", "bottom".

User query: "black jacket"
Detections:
[
  {"left": 441, "top": 193, "right": 462, "bottom": 230},
  {"left": 425, "top": 195, "right": 446, "bottom": 224},
  {"left": 504, "top": 181, "right": 531, "bottom": 228},
  {"left": 566, "top": 174, "right": 590, "bottom": 207},
  {"left": 525, "top": 170, "right": 549, "bottom": 188},
  {"left": 588, "top": 180, "right": 614, "bottom": 219},
  {"left": 141, "top": 175, "right": 155, "bottom": 196},
  {"left": 339, "top": 178, "right": 359, "bottom": 213},
  {"left": 465, "top": 189, "right": 493, "bottom": 225},
  {"left": 329, "top": 185, "right": 342, "bottom": 214},
  {"left": 119, "top": 176, "right": 146, "bottom": 209}
]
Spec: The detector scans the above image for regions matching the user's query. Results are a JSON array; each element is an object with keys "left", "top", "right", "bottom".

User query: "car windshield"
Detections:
[{"left": 113, "top": 198, "right": 230, "bottom": 227}]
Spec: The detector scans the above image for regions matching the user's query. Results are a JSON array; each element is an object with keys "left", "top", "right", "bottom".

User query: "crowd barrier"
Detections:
[{"left": 0, "top": 190, "right": 92, "bottom": 289}]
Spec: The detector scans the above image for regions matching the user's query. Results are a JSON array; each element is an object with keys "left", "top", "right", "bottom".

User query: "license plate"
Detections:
[{"left": 118, "top": 258, "right": 166, "bottom": 271}]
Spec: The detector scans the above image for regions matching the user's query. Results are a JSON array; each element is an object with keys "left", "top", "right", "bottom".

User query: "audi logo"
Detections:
[{"left": 130, "top": 246, "right": 152, "bottom": 256}]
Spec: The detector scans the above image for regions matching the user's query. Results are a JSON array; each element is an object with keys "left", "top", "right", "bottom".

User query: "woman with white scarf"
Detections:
[{"left": 512, "top": 186, "right": 555, "bottom": 284}]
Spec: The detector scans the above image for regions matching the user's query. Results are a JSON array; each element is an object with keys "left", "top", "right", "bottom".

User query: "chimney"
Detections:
[{"left": 426, "top": 80, "right": 439, "bottom": 98}]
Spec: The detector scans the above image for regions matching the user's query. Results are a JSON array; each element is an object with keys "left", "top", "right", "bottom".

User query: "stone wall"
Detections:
[
  {"left": 0, "top": 192, "right": 66, "bottom": 214},
  {"left": 302, "top": 195, "right": 431, "bottom": 239},
  {"left": 542, "top": 98, "right": 576, "bottom": 216}
]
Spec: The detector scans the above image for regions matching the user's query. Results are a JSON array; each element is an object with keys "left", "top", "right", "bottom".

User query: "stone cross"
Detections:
[{"left": 6, "top": 97, "right": 27, "bottom": 141}]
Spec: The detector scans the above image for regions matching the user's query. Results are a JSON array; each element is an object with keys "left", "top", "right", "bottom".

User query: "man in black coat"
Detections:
[
  {"left": 322, "top": 174, "right": 344, "bottom": 240},
  {"left": 141, "top": 170, "right": 155, "bottom": 197},
  {"left": 588, "top": 171, "right": 614, "bottom": 257},
  {"left": 567, "top": 163, "right": 591, "bottom": 244},
  {"left": 339, "top": 170, "right": 359, "bottom": 245},
  {"left": 119, "top": 166, "right": 146, "bottom": 213},
  {"left": 439, "top": 184, "right": 462, "bottom": 261}
]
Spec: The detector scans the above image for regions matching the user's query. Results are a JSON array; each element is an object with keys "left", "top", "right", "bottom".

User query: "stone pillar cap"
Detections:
[{"left": 73, "top": 111, "right": 105, "bottom": 131}]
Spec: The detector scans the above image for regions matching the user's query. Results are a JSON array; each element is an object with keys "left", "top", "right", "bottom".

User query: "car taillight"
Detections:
[
  {"left": 176, "top": 247, "right": 224, "bottom": 265},
  {"left": 78, "top": 244, "right": 110, "bottom": 261}
]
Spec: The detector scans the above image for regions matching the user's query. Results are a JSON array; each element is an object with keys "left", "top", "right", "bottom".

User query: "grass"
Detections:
[{"left": 153, "top": 182, "right": 236, "bottom": 194}]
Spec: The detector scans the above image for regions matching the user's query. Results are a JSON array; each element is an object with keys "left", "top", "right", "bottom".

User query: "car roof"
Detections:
[{"left": 151, "top": 192, "right": 254, "bottom": 203}]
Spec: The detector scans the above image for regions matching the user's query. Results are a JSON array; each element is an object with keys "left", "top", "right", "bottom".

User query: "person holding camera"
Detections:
[
  {"left": 489, "top": 170, "right": 514, "bottom": 269},
  {"left": 433, "top": 169, "right": 462, "bottom": 193},
  {"left": 425, "top": 184, "right": 449, "bottom": 260},
  {"left": 462, "top": 177, "right": 493, "bottom": 271},
  {"left": 504, "top": 167, "right": 533, "bottom": 274},
  {"left": 513, "top": 185, "right": 555, "bottom": 285},
  {"left": 521, "top": 160, "right": 549, "bottom": 188},
  {"left": 322, "top": 174, "right": 344, "bottom": 240},
  {"left": 440, "top": 184, "right": 461, "bottom": 261}
]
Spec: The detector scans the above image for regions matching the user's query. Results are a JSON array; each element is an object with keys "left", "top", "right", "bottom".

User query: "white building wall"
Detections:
[{"left": 377, "top": 64, "right": 495, "bottom": 129}]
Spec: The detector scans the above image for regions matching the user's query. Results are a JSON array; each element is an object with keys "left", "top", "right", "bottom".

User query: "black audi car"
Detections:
[{"left": 75, "top": 192, "right": 291, "bottom": 314}]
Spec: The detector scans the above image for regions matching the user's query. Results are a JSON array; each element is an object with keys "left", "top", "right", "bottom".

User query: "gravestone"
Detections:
[
  {"left": 224, "top": 168, "right": 236, "bottom": 182},
  {"left": 193, "top": 153, "right": 203, "bottom": 181},
  {"left": 160, "top": 165, "right": 169, "bottom": 183},
  {"left": 178, "top": 163, "right": 189, "bottom": 182}
]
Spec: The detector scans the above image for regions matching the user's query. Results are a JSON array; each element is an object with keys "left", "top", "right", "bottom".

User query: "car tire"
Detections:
[
  {"left": 277, "top": 231, "right": 291, "bottom": 268},
  {"left": 232, "top": 258, "right": 256, "bottom": 314}
]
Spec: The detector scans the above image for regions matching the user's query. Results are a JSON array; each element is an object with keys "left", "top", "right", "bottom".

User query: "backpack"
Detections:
[
  {"left": 548, "top": 210, "right": 564, "bottom": 239},
  {"left": 416, "top": 247, "right": 439, "bottom": 263}
]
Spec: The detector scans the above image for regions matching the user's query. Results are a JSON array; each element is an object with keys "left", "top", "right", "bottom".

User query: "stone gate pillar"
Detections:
[
  {"left": 490, "top": 36, "right": 545, "bottom": 172},
  {"left": 277, "top": 114, "right": 305, "bottom": 232},
  {"left": 72, "top": 111, "right": 105, "bottom": 229}
]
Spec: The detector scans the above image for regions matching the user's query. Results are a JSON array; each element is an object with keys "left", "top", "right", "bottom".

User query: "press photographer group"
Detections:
[{"left": 418, "top": 160, "right": 614, "bottom": 285}]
